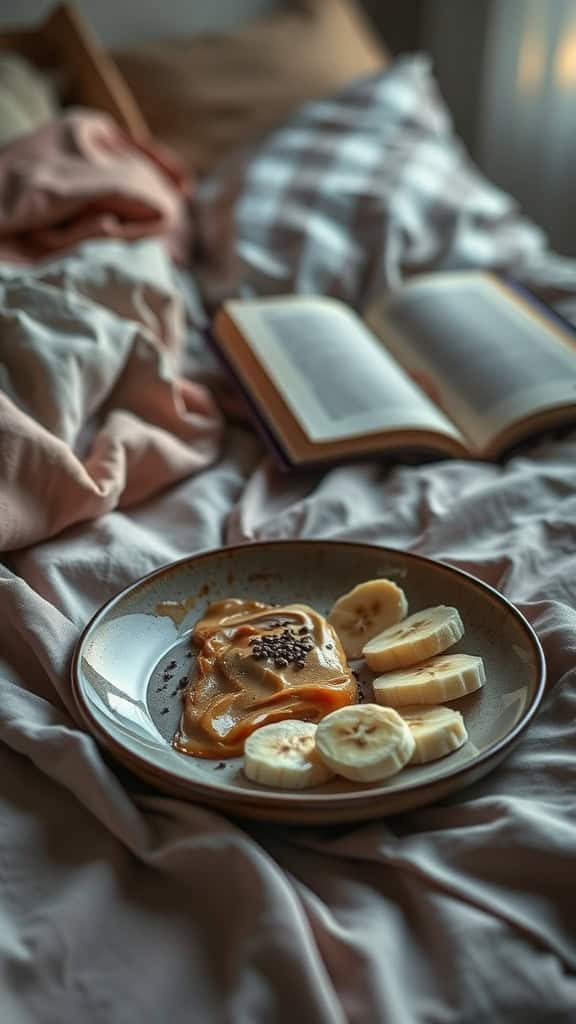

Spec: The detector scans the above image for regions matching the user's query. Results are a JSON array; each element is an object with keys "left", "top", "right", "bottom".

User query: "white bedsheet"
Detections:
[{"left": 2, "top": 302, "right": 576, "bottom": 1020}]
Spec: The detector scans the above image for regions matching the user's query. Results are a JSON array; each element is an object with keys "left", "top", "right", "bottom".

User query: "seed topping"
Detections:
[{"left": 247, "top": 626, "right": 317, "bottom": 668}]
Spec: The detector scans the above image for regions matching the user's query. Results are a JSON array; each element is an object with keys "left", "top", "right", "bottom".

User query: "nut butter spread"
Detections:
[{"left": 173, "top": 599, "right": 357, "bottom": 759}]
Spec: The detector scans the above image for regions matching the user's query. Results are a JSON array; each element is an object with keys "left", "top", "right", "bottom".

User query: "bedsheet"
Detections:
[
  {"left": 0, "top": 240, "right": 222, "bottom": 551},
  {"left": 1, "top": 279, "right": 576, "bottom": 1023}
]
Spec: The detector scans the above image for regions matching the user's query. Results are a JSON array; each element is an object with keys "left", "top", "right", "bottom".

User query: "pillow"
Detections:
[
  {"left": 192, "top": 55, "right": 547, "bottom": 311},
  {"left": 112, "top": 0, "right": 387, "bottom": 175},
  {"left": 0, "top": 53, "right": 58, "bottom": 147}
]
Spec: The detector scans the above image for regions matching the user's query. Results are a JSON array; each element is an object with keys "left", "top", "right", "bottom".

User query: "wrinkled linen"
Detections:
[
  {"left": 1, "top": 68, "right": 576, "bottom": 1021},
  {"left": 0, "top": 239, "right": 222, "bottom": 550},
  {"left": 2, "top": 423, "right": 576, "bottom": 1023},
  {"left": 1, "top": 287, "right": 575, "bottom": 1022},
  {"left": 0, "top": 110, "right": 191, "bottom": 263}
]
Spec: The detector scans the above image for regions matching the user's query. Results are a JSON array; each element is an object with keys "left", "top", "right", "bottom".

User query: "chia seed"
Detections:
[{"left": 246, "top": 623, "right": 318, "bottom": 668}]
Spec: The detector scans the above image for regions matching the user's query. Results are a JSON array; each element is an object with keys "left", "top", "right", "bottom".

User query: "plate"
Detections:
[{"left": 71, "top": 541, "right": 546, "bottom": 825}]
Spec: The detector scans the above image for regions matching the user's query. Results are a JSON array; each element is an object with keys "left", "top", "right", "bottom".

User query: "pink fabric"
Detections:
[
  {"left": 0, "top": 240, "right": 222, "bottom": 550},
  {"left": 0, "top": 109, "right": 192, "bottom": 263}
]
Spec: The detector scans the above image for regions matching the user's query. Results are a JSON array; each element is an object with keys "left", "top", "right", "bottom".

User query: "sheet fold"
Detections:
[{"left": 0, "top": 240, "right": 222, "bottom": 550}]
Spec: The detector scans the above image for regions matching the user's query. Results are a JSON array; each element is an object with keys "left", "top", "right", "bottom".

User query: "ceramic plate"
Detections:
[{"left": 71, "top": 541, "right": 546, "bottom": 825}]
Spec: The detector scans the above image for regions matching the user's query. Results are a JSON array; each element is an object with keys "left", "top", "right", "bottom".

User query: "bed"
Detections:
[{"left": 1, "top": 2, "right": 575, "bottom": 1021}]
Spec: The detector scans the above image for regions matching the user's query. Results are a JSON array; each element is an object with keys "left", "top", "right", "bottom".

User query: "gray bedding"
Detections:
[{"left": 1, "top": 55, "right": 575, "bottom": 1024}]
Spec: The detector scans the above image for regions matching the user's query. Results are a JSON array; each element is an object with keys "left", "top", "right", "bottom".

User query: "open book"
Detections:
[{"left": 211, "top": 271, "right": 576, "bottom": 468}]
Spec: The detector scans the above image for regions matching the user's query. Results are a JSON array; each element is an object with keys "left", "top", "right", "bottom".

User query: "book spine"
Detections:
[
  {"left": 502, "top": 274, "right": 576, "bottom": 340},
  {"left": 203, "top": 327, "right": 295, "bottom": 471}
]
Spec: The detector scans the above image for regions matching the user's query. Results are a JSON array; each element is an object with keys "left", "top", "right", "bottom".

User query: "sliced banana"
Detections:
[
  {"left": 373, "top": 652, "right": 485, "bottom": 705},
  {"left": 362, "top": 605, "right": 464, "bottom": 672},
  {"left": 328, "top": 578, "right": 408, "bottom": 659},
  {"left": 315, "top": 703, "right": 415, "bottom": 783},
  {"left": 243, "top": 720, "right": 334, "bottom": 789},
  {"left": 399, "top": 704, "right": 468, "bottom": 764}
]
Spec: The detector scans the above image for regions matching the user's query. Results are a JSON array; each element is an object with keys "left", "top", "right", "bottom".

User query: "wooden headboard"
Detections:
[{"left": 0, "top": 3, "right": 148, "bottom": 138}]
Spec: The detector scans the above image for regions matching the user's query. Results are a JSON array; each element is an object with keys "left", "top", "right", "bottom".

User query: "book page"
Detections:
[
  {"left": 225, "top": 297, "right": 464, "bottom": 445},
  {"left": 368, "top": 273, "right": 576, "bottom": 452}
]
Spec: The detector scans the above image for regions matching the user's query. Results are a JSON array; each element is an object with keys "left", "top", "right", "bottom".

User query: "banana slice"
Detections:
[
  {"left": 399, "top": 704, "right": 468, "bottom": 764},
  {"left": 243, "top": 720, "right": 334, "bottom": 789},
  {"left": 362, "top": 605, "right": 464, "bottom": 671},
  {"left": 373, "top": 653, "right": 485, "bottom": 705},
  {"left": 328, "top": 578, "right": 408, "bottom": 659},
  {"left": 315, "top": 703, "right": 415, "bottom": 783}
]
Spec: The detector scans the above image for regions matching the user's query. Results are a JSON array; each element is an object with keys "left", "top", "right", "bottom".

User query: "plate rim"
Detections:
[{"left": 70, "top": 539, "right": 547, "bottom": 810}]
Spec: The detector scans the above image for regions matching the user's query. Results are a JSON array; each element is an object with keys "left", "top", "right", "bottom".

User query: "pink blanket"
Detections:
[
  {"left": 0, "top": 240, "right": 222, "bottom": 549},
  {"left": 0, "top": 110, "right": 191, "bottom": 262}
]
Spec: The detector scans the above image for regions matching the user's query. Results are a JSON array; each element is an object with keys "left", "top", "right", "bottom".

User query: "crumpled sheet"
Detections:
[
  {"left": 1, "top": 283, "right": 576, "bottom": 1021},
  {"left": 0, "top": 109, "right": 191, "bottom": 263},
  {"left": 0, "top": 239, "right": 222, "bottom": 550}
]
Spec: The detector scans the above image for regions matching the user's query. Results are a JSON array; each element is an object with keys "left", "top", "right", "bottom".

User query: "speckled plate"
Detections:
[{"left": 71, "top": 541, "right": 546, "bottom": 824}]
